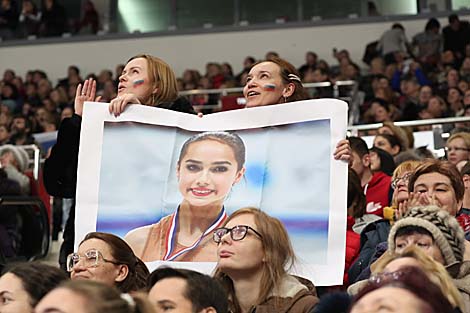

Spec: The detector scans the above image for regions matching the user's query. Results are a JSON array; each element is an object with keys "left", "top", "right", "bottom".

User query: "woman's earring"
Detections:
[{"left": 284, "top": 96, "right": 287, "bottom": 103}]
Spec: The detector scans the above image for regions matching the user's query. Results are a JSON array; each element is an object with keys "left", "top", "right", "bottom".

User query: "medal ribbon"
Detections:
[{"left": 163, "top": 206, "right": 227, "bottom": 261}]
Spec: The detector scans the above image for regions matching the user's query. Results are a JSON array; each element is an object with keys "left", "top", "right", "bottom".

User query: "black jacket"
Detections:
[{"left": 348, "top": 219, "right": 391, "bottom": 284}]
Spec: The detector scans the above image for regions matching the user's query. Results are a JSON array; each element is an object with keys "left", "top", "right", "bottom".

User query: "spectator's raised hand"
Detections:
[
  {"left": 334, "top": 139, "right": 351, "bottom": 163},
  {"left": 75, "top": 78, "right": 101, "bottom": 116},
  {"left": 395, "top": 200, "right": 408, "bottom": 220}
]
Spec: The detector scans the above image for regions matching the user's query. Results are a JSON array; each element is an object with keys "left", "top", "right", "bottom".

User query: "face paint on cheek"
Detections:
[
  {"left": 263, "top": 84, "right": 276, "bottom": 91},
  {"left": 133, "top": 79, "right": 144, "bottom": 87}
]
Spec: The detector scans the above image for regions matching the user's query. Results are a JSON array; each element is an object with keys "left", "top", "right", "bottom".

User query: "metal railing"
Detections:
[
  {"left": 347, "top": 116, "right": 470, "bottom": 133},
  {"left": 347, "top": 116, "right": 470, "bottom": 152},
  {"left": 21, "top": 145, "right": 41, "bottom": 182},
  {"left": 0, "top": 196, "right": 50, "bottom": 260},
  {"left": 178, "top": 80, "right": 359, "bottom": 116},
  {"left": 179, "top": 80, "right": 357, "bottom": 97}
]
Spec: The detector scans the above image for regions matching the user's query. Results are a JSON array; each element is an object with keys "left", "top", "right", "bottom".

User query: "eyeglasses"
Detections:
[
  {"left": 66, "top": 249, "right": 120, "bottom": 272},
  {"left": 369, "top": 270, "right": 406, "bottom": 284},
  {"left": 391, "top": 172, "right": 412, "bottom": 189},
  {"left": 445, "top": 146, "right": 470, "bottom": 153},
  {"left": 213, "top": 225, "right": 263, "bottom": 243}
]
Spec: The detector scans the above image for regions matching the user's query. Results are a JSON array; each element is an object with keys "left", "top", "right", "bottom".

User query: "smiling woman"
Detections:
[{"left": 125, "top": 131, "right": 246, "bottom": 262}]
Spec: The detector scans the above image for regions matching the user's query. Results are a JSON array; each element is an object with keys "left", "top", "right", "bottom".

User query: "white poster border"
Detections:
[{"left": 75, "top": 99, "right": 348, "bottom": 286}]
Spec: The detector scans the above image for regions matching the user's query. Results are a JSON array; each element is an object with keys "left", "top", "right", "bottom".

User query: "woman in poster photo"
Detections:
[{"left": 125, "top": 131, "right": 246, "bottom": 262}]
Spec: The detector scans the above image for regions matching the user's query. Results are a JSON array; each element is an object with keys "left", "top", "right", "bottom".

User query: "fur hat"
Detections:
[
  {"left": 0, "top": 144, "right": 29, "bottom": 172},
  {"left": 388, "top": 205, "right": 465, "bottom": 265}
]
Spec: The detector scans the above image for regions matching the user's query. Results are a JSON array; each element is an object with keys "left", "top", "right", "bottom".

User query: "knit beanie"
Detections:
[
  {"left": 388, "top": 205, "right": 465, "bottom": 265},
  {"left": 0, "top": 144, "right": 29, "bottom": 172}
]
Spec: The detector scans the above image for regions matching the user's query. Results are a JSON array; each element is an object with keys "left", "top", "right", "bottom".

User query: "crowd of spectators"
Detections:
[
  {"left": 0, "top": 15, "right": 468, "bottom": 151},
  {"left": 0, "top": 0, "right": 99, "bottom": 40},
  {"left": 1, "top": 12, "right": 470, "bottom": 313}
]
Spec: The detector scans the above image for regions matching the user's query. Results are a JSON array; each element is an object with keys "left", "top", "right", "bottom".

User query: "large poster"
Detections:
[{"left": 75, "top": 99, "right": 348, "bottom": 286}]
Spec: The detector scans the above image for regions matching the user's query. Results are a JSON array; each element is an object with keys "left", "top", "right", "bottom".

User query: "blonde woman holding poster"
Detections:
[
  {"left": 125, "top": 131, "right": 246, "bottom": 262},
  {"left": 44, "top": 54, "right": 195, "bottom": 270}
]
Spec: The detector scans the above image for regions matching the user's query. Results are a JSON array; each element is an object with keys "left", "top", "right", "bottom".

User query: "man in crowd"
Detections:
[{"left": 147, "top": 267, "right": 228, "bottom": 313}]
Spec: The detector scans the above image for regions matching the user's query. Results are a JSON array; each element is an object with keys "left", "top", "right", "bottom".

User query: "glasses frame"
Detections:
[
  {"left": 66, "top": 249, "right": 120, "bottom": 272},
  {"left": 213, "top": 225, "right": 263, "bottom": 243},
  {"left": 369, "top": 270, "right": 406, "bottom": 284},
  {"left": 391, "top": 172, "right": 412, "bottom": 189},
  {"left": 444, "top": 146, "right": 470, "bottom": 153}
]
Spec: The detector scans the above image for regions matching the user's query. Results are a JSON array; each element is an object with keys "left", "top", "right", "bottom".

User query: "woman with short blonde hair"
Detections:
[{"left": 445, "top": 132, "right": 470, "bottom": 165}]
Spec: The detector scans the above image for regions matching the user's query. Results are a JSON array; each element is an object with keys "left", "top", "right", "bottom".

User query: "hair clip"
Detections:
[
  {"left": 288, "top": 74, "right": 301, "bottom": 83},
  {"left": 121, "top": 293, "right": 135, "bottom": 307}
]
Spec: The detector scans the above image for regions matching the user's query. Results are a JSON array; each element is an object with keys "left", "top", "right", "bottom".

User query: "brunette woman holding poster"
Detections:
[
  {"left": 243, "top": 56, "right": 350, "bottom": 160},
  {"left": 44, "top": 54, "right": 195, "bottom": 270},
  {"left": 125, "top": 131, "right": 246, "bottom": 262}
]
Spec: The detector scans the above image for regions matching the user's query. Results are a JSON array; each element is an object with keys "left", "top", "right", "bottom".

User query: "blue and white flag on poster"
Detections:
[{"left": 75, "top": 99, "right": 348, "bottom": 286}]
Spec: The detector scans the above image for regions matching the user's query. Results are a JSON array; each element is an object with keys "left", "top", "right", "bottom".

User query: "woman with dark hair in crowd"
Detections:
[
  {"left": 125, "top": 131, "right": 246, "bottom": 262},
  {"left": 77, "top": 0, "right": 99, "bottom": 34},
  {"left": 44, "top": 54, "right": 196, "bottom": 270},
  {"left": 36, "top": 280, "right": 155, "bottom": 313},
  {"left": 18, "top": 0, "right": 40, "bottom": 38},
  {"left": 67, "top": 232, "right": 149, "bottom": 292},
  {"left": 182, "top": 69, "right": 201, "bottom": 90},
  {"left": 0, "top": 262, "right": 68, "bottom": 313},
  {"left": 369, "top": 146, "right": 396, "bottom": 176},
  {"left": 373, "top": 133, "right": 402, "bottom": 157},
  {"left": 349, "top": 266, "right": 455, "bottom": 313},
  {"left": 39, "top": 0, "right": 67, "bottom": 37},
  {"left": 447, "top": 87, "right": 464, "bottom": 115},
  {"left": 370, "top": 98, "right": 394, "bottom": 123},
  {"left": 213, "top": 207, "right": 318, "bottom": 313}
]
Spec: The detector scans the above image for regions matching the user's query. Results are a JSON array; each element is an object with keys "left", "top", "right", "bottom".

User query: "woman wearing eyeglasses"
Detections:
[
  {"left": 68, "top": 232, "right": 149, "bottom": 292},
  {"left": 213, "top": 207, "right": 318, "bottom": 313},
  {"left": 445, "top": 132, "right": 470, "bottom": 165}
]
